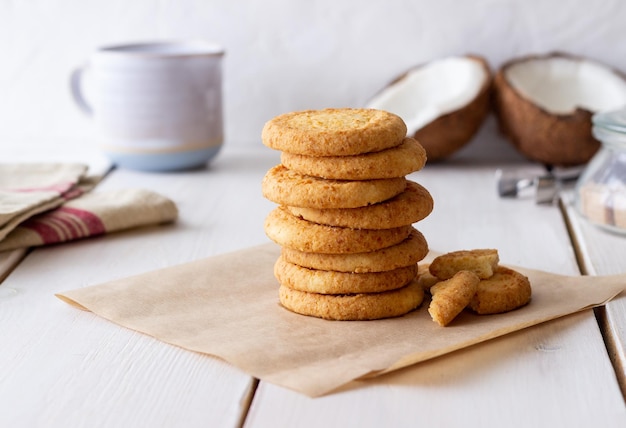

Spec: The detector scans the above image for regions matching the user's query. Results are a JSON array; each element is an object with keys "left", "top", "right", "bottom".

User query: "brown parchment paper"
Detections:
[{"left": 56, "top": 243, "right": 626, "bottom": 397}]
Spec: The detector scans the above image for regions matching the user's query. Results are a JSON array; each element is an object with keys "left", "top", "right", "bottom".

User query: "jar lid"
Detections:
[{"left": 593, "top": 107, "right": 626, "bottom": 133}]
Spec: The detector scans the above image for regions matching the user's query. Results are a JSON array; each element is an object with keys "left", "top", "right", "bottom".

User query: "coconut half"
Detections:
[
  {"left": 493, "top": 52, "right": 626, "bottom": 166},
  {"left": 366, "top": 55, "right": 492, "bottom": 161}
]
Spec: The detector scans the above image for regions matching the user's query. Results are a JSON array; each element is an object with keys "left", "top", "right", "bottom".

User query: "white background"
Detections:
[{"left": 1, "top": 0, "right": 626, "bottom": 154}]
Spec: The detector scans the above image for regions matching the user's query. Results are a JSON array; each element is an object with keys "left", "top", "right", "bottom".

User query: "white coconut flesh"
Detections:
[
  {"left": 505, "top": 57, "right": 626, "bottom": 115},
  {"left": 367, "top": 57, "right": 488, "bottom": 135}
]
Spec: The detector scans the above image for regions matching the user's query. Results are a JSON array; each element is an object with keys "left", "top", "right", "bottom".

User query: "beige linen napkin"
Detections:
[
  {"left": 0, "top": 189, "right": 178, "bottom": 251},
  {"left": 0, "top": 163, "right": 94, "bottom": 241},
  {"left": 57, "top": 244, "right": 626, "bottom": 397}
]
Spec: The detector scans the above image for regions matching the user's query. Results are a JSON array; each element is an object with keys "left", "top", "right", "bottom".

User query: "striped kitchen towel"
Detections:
[
  {"left": 0, "top": 188, "right": 178, "bottom": 251},
  {"left": 0, "top": 163, "right": 96, "bottom": 241}
]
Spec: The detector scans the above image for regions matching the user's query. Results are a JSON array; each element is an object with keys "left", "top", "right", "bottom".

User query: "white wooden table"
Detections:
[{"left": 1, "top": 137, "right": 625, "bottom": 427}]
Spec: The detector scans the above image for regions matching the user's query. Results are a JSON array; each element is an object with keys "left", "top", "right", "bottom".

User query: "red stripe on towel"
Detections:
[
  {"left": 20, "top": 206, "right": 106, "bottom": 244},
  {"left": 44, "top": 212, "right": 82, "bottom": 241},
  {"left": 9, "top": 181, "right": 76, "bottom": 194},
  {"left": 61, "top": 187, "right": 85, "bottom": 200},
  {"left": 22, "top": 218, "right": 61, "bottom": 244},
  {"left": 60, "top": 207, "right": 106, "bottom": 236}
]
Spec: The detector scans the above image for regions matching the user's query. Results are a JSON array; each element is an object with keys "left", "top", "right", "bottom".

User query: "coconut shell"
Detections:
[
  {"left": 415, "top": 56, "right": 492, "bottom": 161},
  {"left": 492, "top": 52, "right": 613, "bottom": 167},
  {"left": 367, "top": 55, "right": 493, "bottom": 162}
]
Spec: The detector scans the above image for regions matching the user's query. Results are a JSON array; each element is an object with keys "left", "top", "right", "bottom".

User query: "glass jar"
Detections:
[{"left": 575, "top": 108, "right": 626, "bottom": 235}]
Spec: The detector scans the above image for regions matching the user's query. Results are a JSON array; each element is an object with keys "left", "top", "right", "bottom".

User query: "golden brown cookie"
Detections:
[
  {"left": 286, "top": 181, "right": 433, "bottom": 229},
  {"left": 428, "top": 271, "right": 480, "bottom": 326},
  {"left": 281, "top": 228, "right": 428, "bottom": 273},
  {"left": 274, "top": 256, "right": 417, "bottom": 294},
  {"left": 278, "top": 279, "right": 424, "bottom": 320},
  {"left": 262, "top": 108, "right": 407, "bottom": 156},
  {"left": 264, "top": 207, "right": 411, "bottom": 254},
  {"left": 280, "top": 137, "right": 427, "bottom": 180},
  {"left": 262, "top": 165, "right": 407, "bottom": 209},
  {"left": 468, "top": 266, "right": 532, "bottom": 315},
  {"left": 429, "top": 249, "right": 499, "bottom": 280}
]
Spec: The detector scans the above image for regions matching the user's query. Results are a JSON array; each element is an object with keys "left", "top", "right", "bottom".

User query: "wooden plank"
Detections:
[
  {"left": 245, "top": 164, "right": 626, "bottom": 427},
  {"left": 249, "top": 312, "right": 624, "bottom": 427},
  {"left": 0, "top": 145, "right": 279, "bottom": 428},
  {"left": 562, "top": 192, "right": 626, "bottom": 396}
]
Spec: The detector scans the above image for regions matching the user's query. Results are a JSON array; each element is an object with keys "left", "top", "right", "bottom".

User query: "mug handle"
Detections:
[{"left": 70, "top": 64, "right": 93, "bottom": 116}]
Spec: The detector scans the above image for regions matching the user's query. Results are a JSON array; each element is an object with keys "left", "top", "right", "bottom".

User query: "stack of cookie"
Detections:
[{"left": 261, "top": 108, "right": 434, "bottom": 320}]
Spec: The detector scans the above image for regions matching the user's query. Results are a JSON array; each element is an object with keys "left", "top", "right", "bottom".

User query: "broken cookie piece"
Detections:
[
  {"left": 429, "top": 249, "right": 499, "bottom": 280},
  {"left": 428, "top": 270, "right": 480, "bottom": 326}
]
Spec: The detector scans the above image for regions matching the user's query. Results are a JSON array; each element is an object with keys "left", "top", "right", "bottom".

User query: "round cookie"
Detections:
[
  {"left": 286, "top": 181, "right": 433, "bottom": 229},
  {"left": 278, "top": 279, "right": 424, "bottom": 320},
  {"left": 281, "top": 228, "right": 428, "bottom": 273},
  {"left": 468, "top": 266, "right": 532, "bottom": 315},
  {"left": 274, "top": 256, "right": 417, "bottom": 294},
  {"left": 262, "top": 108, "right": 407, "bottom": 156},
  {"left": 262, "top": 165, "right": 407, "bottom": 209},
  {"left": 280, "top": 137, "right": 427, "bottom": 180},
  {"left": 265, "top": 207, "right": 411, "bottom": 254}
]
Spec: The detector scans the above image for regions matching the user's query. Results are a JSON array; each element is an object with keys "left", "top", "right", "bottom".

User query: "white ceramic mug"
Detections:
[{"left": 71, "top": 40, "right": 224, "bottom": 171}]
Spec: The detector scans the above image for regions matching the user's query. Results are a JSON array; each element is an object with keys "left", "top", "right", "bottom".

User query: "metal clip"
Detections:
[{"left": 496, "top": 167, "right": 582, "bottom": 204}]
